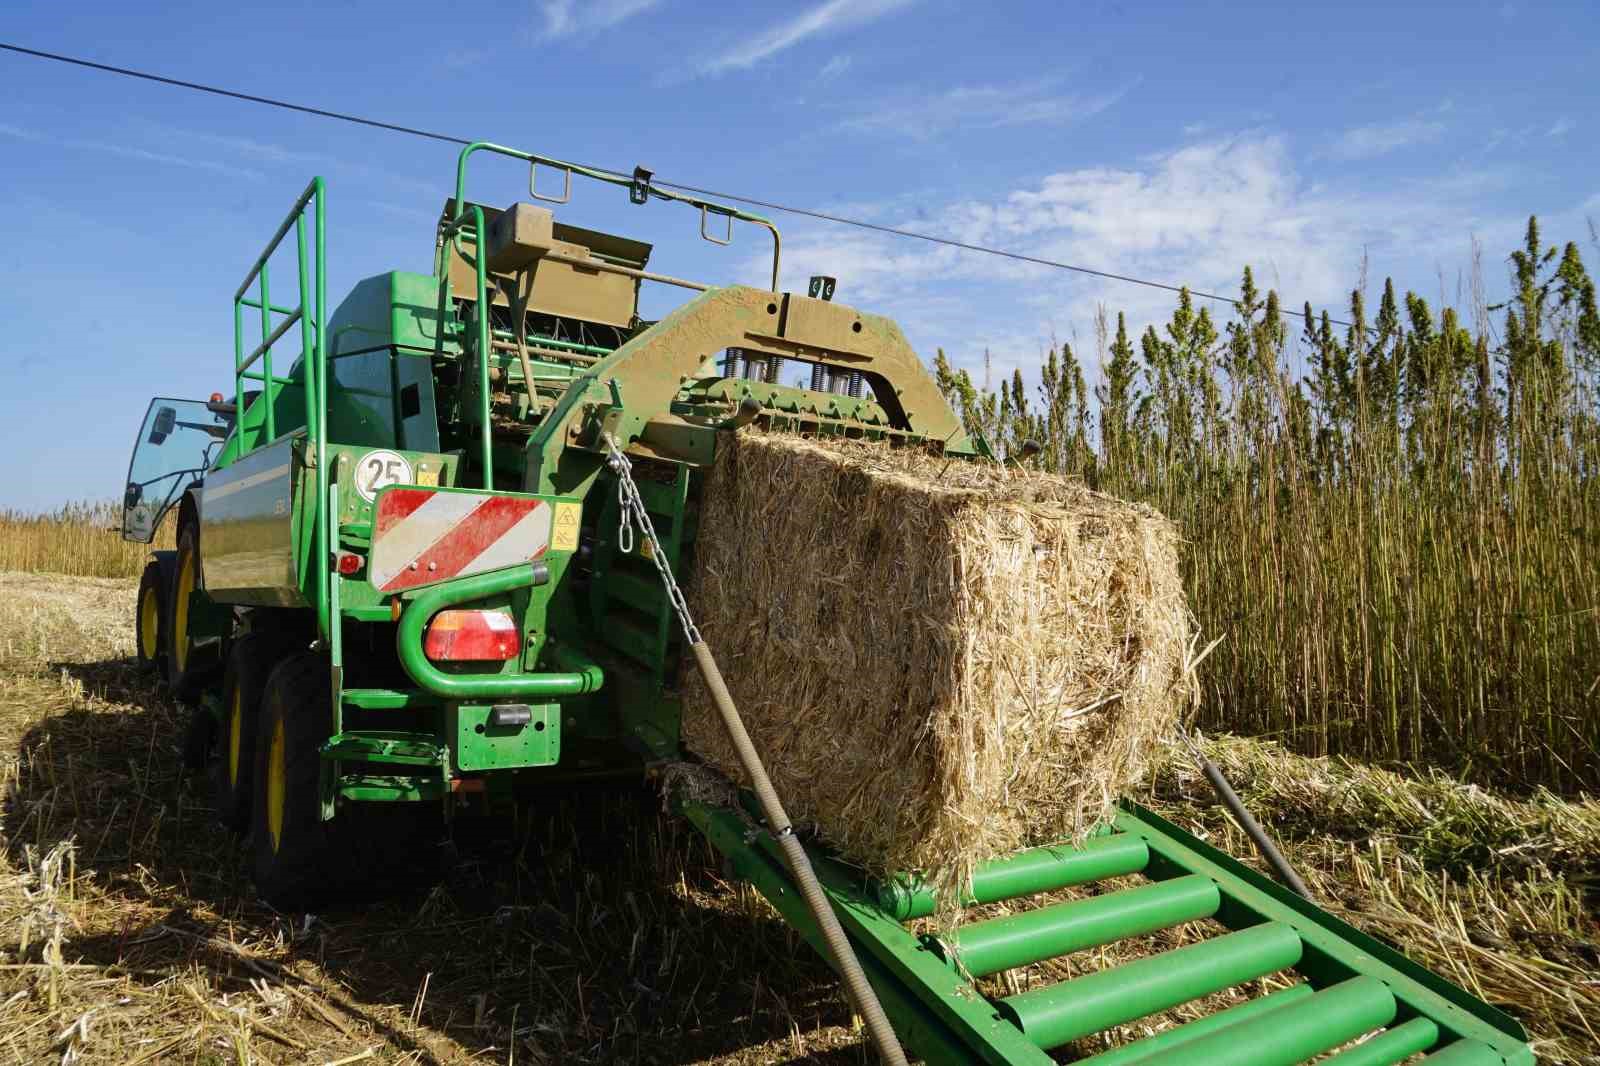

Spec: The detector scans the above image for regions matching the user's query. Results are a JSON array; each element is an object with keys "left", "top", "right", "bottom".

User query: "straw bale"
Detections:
[{"left": 681, "top": 432, "right": 1194, "bottom": 901}]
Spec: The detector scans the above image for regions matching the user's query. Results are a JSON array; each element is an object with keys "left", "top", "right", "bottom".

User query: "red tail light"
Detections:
[
  {"left": 336, "top": 550, "right": 364, "bottom": 576},
  {"left": 424, "top": 609, "right": 519, "bottom": 662}
]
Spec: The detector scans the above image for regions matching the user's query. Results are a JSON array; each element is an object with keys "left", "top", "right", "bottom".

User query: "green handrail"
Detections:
[
  {"left": 448, "top": 141, "right": 783, "bottom": 290},
  {"left": 395, "top": 563, "right": 604, "bottom": 699},
  {"left": 231, "top": 176, "right": 328, "bottom": 640}
]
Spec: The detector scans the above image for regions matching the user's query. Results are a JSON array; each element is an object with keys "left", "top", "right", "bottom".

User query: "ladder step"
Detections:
[
  {"left": 322, "top": 730, "right": 445, "bottom": 767},
  {"left": 342, "top": 688, "right": 439, "bottom": 710},
  {"left": 998, "top": 921, "right": 1303, "bottom": 1050},
  {"left": 337, "top": 772, "right": 446, "bottom": 803},
  {"left": 1076, "top": 983, "right": 1315, "bottom": 1066},
  {"left": 1133, "top": 975, "right": 1396, "bottom": 1066},
  {"left": 879, "top": 832, "right": 1151, "bottom": 921},
  {"left": 1322, "top": 1017, "right": 1442, "bottom": 1066},
  {"left": 935, "top": 874, "right": 1220, "bottom": 977}
]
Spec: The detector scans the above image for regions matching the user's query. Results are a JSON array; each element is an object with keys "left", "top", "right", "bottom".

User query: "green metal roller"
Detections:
[
  {"left": 878, "top": 833, "right": 1151, "bottom": 921},
  {"left": 1075, "top": 983, "right": 1316, "bottom": 1066},
  {"left": 1321, "top": 1017, "right": 1443, "bottom": 1066},
  {"left": 1132, "top": 975, "right": 1396, "bottom": 1066},
  {"left": 934, "top": 874, "right": 1221, "bottom": 977},
  {"left": 997, "top": 920, "right": 1305, "bottom": 1049}
]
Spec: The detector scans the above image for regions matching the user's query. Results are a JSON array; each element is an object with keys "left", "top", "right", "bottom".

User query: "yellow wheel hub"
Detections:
[
  {"left": 227, "top": 687, "right": 243, "bottom": 789},
  {"left": 138, "top": 588, "right": 158, "bottom": 660},
  {"left": 266, "top": 716, "right": 286, "bottom": 854},
  {"left": 173, "top": 550, "right": 194, "bottom": 673}
]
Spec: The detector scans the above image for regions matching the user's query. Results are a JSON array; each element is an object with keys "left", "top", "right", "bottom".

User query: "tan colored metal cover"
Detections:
[{"left": 443, "top": 200, "right": 649, "bottom": 328}]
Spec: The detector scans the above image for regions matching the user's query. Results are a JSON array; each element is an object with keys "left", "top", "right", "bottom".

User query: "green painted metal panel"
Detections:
[
  {"left": 1321, "top": 1017, "right": 1443, "bottom": 1066},
  {"left": 936, "top": 874, "right": 1220, "bottom": 977},
  {"left": 879, "top": 832, "right": 1149, "bottom": 920},
  {"left": 200, "top": 434, "right": 301, "bottom": 603},
  {"left": 1075, "top": 983, "right": 1316, "bottom": 1066},
  {"left": 1134, "top": 975, "right": 1396, "bottom": 1066},
  {"left": 449, "top": 703, "right": 559, "bottom": 771},
  {"left": 998, "top": 922, "right": 1304, "bottom": 1049}
]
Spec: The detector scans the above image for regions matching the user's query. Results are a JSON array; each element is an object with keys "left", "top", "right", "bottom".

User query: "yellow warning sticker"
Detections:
[
  {"left": 416, "top": 467, "right": 439, "bottom": 487},
  {"left": 551, "top": 502, "right": 581, "bottom": 551}
]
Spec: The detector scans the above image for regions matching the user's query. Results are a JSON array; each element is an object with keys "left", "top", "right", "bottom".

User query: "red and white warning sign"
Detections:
[{"left": 368, "top": 488, "right": 554, "bottom": 593}]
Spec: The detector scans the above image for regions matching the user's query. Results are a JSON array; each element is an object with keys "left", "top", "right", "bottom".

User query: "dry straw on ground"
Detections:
[{"left": 683, "top": 432, "right": 1194, "bottom": 901}]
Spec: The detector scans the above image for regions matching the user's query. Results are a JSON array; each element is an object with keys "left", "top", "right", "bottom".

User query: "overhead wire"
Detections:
[{"left": 1, "top": 40, "right": 1352, "bottom": 326}]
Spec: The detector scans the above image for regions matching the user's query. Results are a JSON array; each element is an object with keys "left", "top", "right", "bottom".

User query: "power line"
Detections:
[{"left": 1, "top": 40, "right": 1348, "bottom": 327}]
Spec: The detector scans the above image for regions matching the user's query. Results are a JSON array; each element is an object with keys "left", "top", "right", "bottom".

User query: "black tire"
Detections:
[
  {"left": 166, "top": 522, "right": 213, "bottom": 700},
  {"left": 135, "top": 561, "right": 166, "bottom": 676},
  {"left": 213, "top": 634, "right": 289, "bottom": 833},
  {"left": 252, "top": 654, "right": 443, "bottom": 909}
]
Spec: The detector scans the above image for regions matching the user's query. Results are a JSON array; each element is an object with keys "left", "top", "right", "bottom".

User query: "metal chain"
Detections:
[{"left": 602, "top": 434, "right": 702, "bottom": 646}]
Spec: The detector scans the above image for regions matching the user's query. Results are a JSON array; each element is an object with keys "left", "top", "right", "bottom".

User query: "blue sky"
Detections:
[{"left": 1, "top": 0, "right": 1596, "bottom": 510}]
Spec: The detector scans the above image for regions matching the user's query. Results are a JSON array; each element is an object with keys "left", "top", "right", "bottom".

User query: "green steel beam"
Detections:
[
  {"left": 1419, "top": 1040, "right": 1509, "bottom": 1065},
  {"left": 934, "top": 874, "right": 1220, "bottom": 977},
  {"left": 997, "top": 921, "right": 1304, "bottom": 1049}
]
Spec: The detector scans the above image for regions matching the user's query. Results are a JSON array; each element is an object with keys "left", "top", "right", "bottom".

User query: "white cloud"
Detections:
[
  {"left": 1548, "top": 117, "right": 1575, "bottom": 138},
  {"left": 743, "top": 132, "right": 1517, "bottom": 384},
  {"left": 0, "top": 123, "right": 264, "bottom": 180},
  {"left": 838, "top": 78, "right": 1137, "bottom": 138},
  {"left": 1324, "top": 117, "right": 1447, "bottom": 161},
  {"left": 536, "top": 0, "right": 660, "bottom": 39},
  {"left": 693, "top": 0, "right": 913, "bottom": 77},
  {"left": 818, "top": 54, "right": 852, "bottom": 81}
]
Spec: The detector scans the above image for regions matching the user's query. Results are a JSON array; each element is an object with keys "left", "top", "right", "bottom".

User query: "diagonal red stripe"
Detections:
[
  {"left": 375, "top": 488, "right": 435, "bottom": 536},
  {"left": 381, "top": 495, "right": 539, "bottom": 591}
]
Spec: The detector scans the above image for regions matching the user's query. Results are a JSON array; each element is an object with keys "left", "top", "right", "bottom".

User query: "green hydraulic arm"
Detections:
[{"left": 682, "top": 796, "right": 1535, "bottom": 1066}]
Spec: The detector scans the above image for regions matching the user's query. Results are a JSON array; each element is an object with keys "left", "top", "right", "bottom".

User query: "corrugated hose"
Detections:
[{"left": 602, "top": 434, "right": 909, "bottom": 1066}]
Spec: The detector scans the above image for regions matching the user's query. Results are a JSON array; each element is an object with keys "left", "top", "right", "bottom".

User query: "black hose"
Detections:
[{"left": 1198, "top": 755, "right": 1316, "bottom": 901}]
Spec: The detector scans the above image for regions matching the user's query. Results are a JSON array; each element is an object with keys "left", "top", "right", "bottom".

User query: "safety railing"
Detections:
[{"left": 232, "top": 177, "right": 330, "bottom": 639}]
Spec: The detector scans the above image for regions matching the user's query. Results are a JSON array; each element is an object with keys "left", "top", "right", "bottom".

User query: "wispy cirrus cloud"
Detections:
[
  {"left": 1324, "top": 116, "right": 1446, "bottom": 161},
  {"left": 837, "top": 78, "right": 1138, "bottom": 138},
  {"left": 0, "top": 123, "right": 264, "bottom": 180},
  {"left": 692, "top": 0, "right": 914, "bottom": 78},
  {"left": 535, "top": 0, "right": 661, "bottom": 39}
]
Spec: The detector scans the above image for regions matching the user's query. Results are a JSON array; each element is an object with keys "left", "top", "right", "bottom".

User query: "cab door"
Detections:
[{"left": 122, "top": 398, "right": 228, "bottom": 542}]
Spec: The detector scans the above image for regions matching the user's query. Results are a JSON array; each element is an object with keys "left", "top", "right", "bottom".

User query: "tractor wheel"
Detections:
[
  {"left": 166, "top": 522, "right": 215, "bottom": 700},
  {"left": 252, "top": 652, "right": 340, "bottom": 908},
  {"left": 253, "top": 652, "right": 444, "bottom": 909},
  {"left": 135, "top": 561, "right": 166, "bottom": 676},
  {"left": 213, "top": 634, "right": 289, "bottom": 834}
]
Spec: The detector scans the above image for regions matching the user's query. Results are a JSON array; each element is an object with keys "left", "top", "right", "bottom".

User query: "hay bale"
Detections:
[{"left": 681, "top": 432, "right": 1193, "bottom": 899}]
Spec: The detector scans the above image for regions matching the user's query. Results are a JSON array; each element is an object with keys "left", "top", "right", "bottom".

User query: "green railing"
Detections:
[{"left": 232, "top": 177, "right": 329, "bottom": 639}]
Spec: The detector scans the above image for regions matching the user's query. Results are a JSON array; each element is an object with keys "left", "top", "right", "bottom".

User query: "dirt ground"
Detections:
[{"left": 0, "top": 571, "right": 1595, "bottom": 1064}]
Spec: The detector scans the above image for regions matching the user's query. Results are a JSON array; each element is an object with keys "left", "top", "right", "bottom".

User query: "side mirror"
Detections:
[
  {"left": 124, "top": 482, "right": 143, "bottom": 509},
  {"left": 148, "top": 406, "right": 177, "bottom": 445}
]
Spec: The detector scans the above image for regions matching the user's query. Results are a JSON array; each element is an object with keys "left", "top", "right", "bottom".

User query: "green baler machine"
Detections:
[{"left": 119, "top": 144, "right": 1534, "bottom": 1065}]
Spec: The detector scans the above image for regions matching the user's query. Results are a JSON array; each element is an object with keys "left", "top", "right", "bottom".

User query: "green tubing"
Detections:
[
  {"left": 879, "top": 833, "right": 1150, "bottom": 921},
  {"left": 395, "top": 564, "right": 604, "bottom": 699},
  {"left": 1134, "top": 975, "right": 1397, "bottom": 1066},
  {"left": 1322, "top": 1017, "right": 1442, "bottom": 1066},
  {"left": 1076, "top": 984, "right": 1316, "bottom": 1066},
  {"left": 998, "top": 921, "right": 1303, "bottom": 1050},
  {"left": 938, "top": 874, "right": 1220, "bottom": 977},
  {"left": 1419, "top": 1041, "right": 1510, "bottom": 1065}
]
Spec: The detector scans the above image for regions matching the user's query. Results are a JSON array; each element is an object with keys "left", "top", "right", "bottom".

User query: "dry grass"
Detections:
[
  {"left": 0, "top": 504, "right": 174, "bottom": 580},
  {"left": 0, "top": 570, "right": 1592, "bottom": 1063},
  {"left": 684, "top": 433, "right": 1192, "bottom": 906}
]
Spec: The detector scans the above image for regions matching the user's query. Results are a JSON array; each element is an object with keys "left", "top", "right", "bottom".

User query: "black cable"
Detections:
[{"left": 2, "top": 40, "right": 1347, "bottom": 326}]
